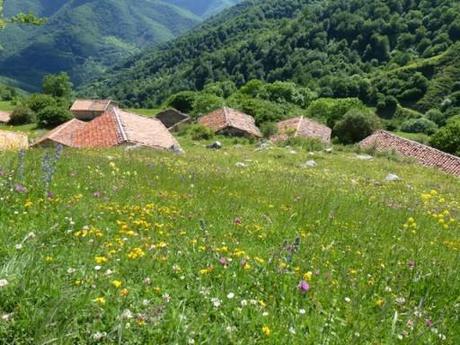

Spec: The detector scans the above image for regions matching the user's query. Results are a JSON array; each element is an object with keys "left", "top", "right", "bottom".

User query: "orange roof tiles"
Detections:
[
  {"left": 198, "top": 107, "right": 262, "bottom": 138},
  {"left": 274, "top": 116, "right": 331, "bottom": 143}
]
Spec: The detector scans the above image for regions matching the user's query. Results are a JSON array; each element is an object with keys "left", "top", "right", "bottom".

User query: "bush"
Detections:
[
  {"left": 306, "top": 98, "right": 367, "bottom": 128},
  {"left": 260, "top": 122, "right": 278, "bottom": 138},
  {"left": 400, "top": 117, "right": 438, "bottom": 135},
  {"left": 430, "top": 119, "right": 460, "bottom": 156},
  {"left": 333, "top": 109, "right": 382, "bottom": 144},
  {"left": 166, "top": 91, "right": 198, "bottom": 114},
  {"left": 426, "top": 109, "right": 447, "bottom": 126},
  {"left": 37, "top": 106, "right": 72, "bottom": 128},
  {"left": 183, "top": 124, "right": 215, "bottom": 141},
  {"left": 281, "top": 137, "right": 324, "bottom": 151},
  {"left": 8, "top": 106, "right": 36, "bottom": 125},
  {"left": 192, "top": 94, "right": 224, "bottom": 116},
  {"left": 26, "top": 94, "right": 57, "bottom": 113}
]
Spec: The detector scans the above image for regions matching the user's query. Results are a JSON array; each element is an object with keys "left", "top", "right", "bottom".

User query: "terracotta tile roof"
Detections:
[
  {"left": 70, "top": 99, "right": 113, "bottom": 113},
  {"left": 273, "top": 116, "right": 331, "bottom": 143},
  {"left": 32, "top": 119, "right": 87, "bottom": 147},
  {"left": 360, "top": 130, "right": 460, "bottom": 177},
  {"left": 156, "top": 108, "right": 191, "bottom": 130},
  {"left": 33, "top": 107, "right": 181, "bottom": 151},
  {"left": 198, "top": 107, "right": 262, "bottom": 138},
  {"left": 116, "top": 108, "right": 180, "bottom": 150},
  {"left": 0, "top": 130, "right": 28, "bottom": 150},
  {"left": 0, "top": 111, "right": 11, "bottom": 123},
  {"left": 72, "top": 111, "right": 122, "bottom": 148}
]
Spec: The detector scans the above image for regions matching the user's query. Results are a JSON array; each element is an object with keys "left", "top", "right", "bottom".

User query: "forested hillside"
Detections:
[
  {"left": 0, "top": 0, "right": 240, "bottom": 89},
  {"left": 84, "top": 0, "right": 460, "bottom": 120}
]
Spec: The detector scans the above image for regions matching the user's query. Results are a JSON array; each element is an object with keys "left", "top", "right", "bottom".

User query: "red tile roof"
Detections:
[
  {"left": 273, "top": 116, "right": 331, "bottom": 143},
  {"left": 360, "top": 130, "right": 460, "bottom": 177},
  {"left": 32, "top": 119, "right": 86, "bottom": 147},
  {"left": 32, "top": 107, "right": 181, "bottom": 152},
  {"left": 198, "top": 107, "right": 262, "bottom": 138}
]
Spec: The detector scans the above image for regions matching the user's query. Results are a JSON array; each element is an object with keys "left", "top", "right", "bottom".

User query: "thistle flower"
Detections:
[{"left": 298, "top": 280, "right": 310, "bottom": 293}]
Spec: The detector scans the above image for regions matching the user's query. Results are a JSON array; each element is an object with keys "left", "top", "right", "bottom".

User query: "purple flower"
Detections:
[
  {"left": 219, "top": 257, "right": 229, "bottom": 267},
  {"left": 93, "top": 191, "right": 102, "bottom": 198},
  {"left": 425, "top": 319, "right": 433, "bottom": 328},
  {"left": 298, "top": 280, "right": 310, "bottom": 294},
  {"left": 14, "top": 184, "right": 27, "bottom": 193}
]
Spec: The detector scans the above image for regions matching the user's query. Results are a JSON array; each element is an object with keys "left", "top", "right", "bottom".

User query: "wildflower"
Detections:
[
  {"left": 289, "top": 326, "right": 296, "bottom": 335},
  {"left": 344, "top": 297, "right": 351, "bottom": 303},
  {"left": 15, "top": 244, "right": 23, "bottom": 250},
  {"left": 0, "top": 279, "right": 9, "bottom": 288},
  {"left": 94, "top": 265, "right": 102, "bottom": 271},
  {"left": 234, "top": 217, "right": 242, "bottom": 225},
  {"left": 14, "top": 184, "right": 27, "bottom": 193},
  {"left": 219, "top": 257, "right": 229, "bottom": 267},
  {"left": 395, "top": 297, "right": 406, "bottom": 305},
  {"left": 408, "top": 260, "right": 416, "bottom": 270},
  {"left": 163, "top": 293, "right": 171, "bottom": 303},
  {"left": 211, "top": 297, "right": 222, "bottom": 308},
  {"left": 95, "top": 256, "right": 108, "bottom": 264},
  {"left": 227, "top": 292, "right": 235, "bottom": 299},
  {"left": 241, "top": 299, "right": 248, "bottom": 307},
  {"left": 425, "top": 319, "right": 433, "bottom": 328},
  {"left": 94, "top": 297, "right": 106, "bottom": 305},
  {"left": 44, "top": 256, "right": 54, "bottom": 263},
  {"left": 1, "top": 313, "right": 13, "bottom": 322},
  {"left": 127, "top": 247, "right": 145, "bottom": 259},
  {"left": 112, "top": 280, "right": 122, "bottom": 288},
  {"left": 121, "top": 309, "right": 134, "bottom": 320},
  {"left": 262, "top": 325, "right": 271, "bottom": 336},
  {"left": 375, "top": 298, "right": 385, "bottom": 307},
  {"left": 91, "top": 332, "right": 107, "bottom": 341},
  {"left": 67, "top": 268, "right": 76, "bottom": 274},
  {"left": 303, "top": 271, "right": 313, "bottom": 281},
  {"left": 298, "top": 280, "right": 310, "bottom": 294},
  {"left": 120, "top": 288, "right": 129, "bottom": 297},
  {"left": 299, "top": 308, "right": 306, "bottom": 315}
]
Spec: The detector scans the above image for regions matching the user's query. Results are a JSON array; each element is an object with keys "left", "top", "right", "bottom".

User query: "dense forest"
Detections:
[
  {"left": 83, "top": 0, "right": 460, "bottom": 120},
  {"left": 0, "top": 0, "right": 240, "bottom": 89}
]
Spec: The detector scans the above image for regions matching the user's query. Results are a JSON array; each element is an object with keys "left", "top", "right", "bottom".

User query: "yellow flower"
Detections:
[
  {"left": 112, "top": 280, "right": 122, "bottom": 288},
  {"left": 127, "top": 247, "right": 145, "bottom": 260},
  {"left": 94, "top": 297, "right": 106, "bottom": 305},
  {"left": 44, "top": 256, "right": 54, "bottom": 262},
  {"left": 303, "top": 271, "right": 313, "bottom": 281},
  {"left": 262, "top": 326, "right": 271, "bottom": 336},
  {"left": 120, "top": 288, "right": 129, "bottom": 297},
  {"left": 24, "top": 200, "right": 33, "bottom": 208},
  {"left": 95, "top": 256, "right": 108, "bottom": 264},
  {"left": 375, "top": 298, "right": 385, "bottom": 307}
]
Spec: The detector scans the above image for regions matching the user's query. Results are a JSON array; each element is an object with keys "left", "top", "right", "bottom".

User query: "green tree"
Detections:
[
  {"left": 42, "top": 72, "right": 73, "bottom": 99},
  {"left": 0, "top": 0, "right": 46, "bottom": 29},
  {"left": 430, "top": 119, "right": 460, "bottom": 156},
  {"left": 37, "top": 106, "right": 72, "bottom": 128}
]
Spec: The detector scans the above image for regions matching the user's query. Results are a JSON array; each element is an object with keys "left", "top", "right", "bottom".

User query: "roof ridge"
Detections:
[
  {"left": 295, "top": 116, "right": 304, "bottom": 137},
  {"left": 112, "top": 107, "right": 128, "bottom": 143}
]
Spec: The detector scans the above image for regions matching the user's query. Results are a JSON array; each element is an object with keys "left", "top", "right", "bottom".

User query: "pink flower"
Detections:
[
  {"left": 219, "top": 257, "right": 229, "bottom": 267},
  {"left": 298, "top": 280, "right": 310, "bottom": 293},
  {"left": 234, "top": 217, "right": 242, "bottom": 225}
]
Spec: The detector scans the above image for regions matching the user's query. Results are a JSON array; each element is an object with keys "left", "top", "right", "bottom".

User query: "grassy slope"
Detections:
[{"left": 0, "top": 142, "right": 458, "bottom": 344}]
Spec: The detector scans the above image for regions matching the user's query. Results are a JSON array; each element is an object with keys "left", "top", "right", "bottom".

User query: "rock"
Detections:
[
  {"left": 385, "top": 173, "right": 400, "bottom": 181},
  {"left": 235, "top": 162, "right": 248, "bottom": 168},
  {"left": 356, "top": 154, "right": 373, "bottom": 160},
  {"left": 255, "top": 141, "right": 272, "bottom": 151},
  {"left": 171, "top": 144, "right": 184, "bottom": 155},
  {"left": 324, "top": 148, "right": 333, "bottom": 153},
  {"left": 207, "top": 141, "right": 222, "bottom": 150},
  {"left": 301, "top": 160, "right": 317, "bottom": 168}
]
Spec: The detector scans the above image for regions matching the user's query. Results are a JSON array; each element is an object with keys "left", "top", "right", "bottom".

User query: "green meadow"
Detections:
[{"left": 0, "top": 140, "right": 458, "bottom": 344}]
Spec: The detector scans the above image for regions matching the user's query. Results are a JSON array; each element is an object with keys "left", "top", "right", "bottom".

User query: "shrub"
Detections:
[
  {"left": 26, "top": 94, "right": 57, "bottom": 113},
  {"left": 333, "top": 109, "right": 382, "bottom": 144},
  {"left": 260, "top": 122, "right": 278, "bottom": 138},
  {"left": 166, "top": 91, "right": 198, "bottom": 114},
  {"left": 184, "top": 124, "right": 215, "bottom": 141},
  {"left": 192, "top": 94, "right": 224, "bottom": 116},
  {"left": 306, "top": 98, "right": 366, "bottom": 128},
  {"left": 37, "top": 106, "right": 72, "bottom": 128},
  {"left": 430, "top": 119, "right": 460, "bottom": 156},
  {"left": 426, "top": 109, "right": 447, "bottom": 126},
  {"left": 400, "top": 117, "right": 438, "bottom": 135},
  {"left": 282, "top": 136, "right": 324, "bottom": 151},
  {"left": 8, "top": 106, "right": 36, "bottom": 125}
]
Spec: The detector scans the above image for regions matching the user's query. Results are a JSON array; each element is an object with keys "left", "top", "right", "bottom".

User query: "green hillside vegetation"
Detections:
[{"left": 0, "top": 0, "right": 240, "bottom": 89}]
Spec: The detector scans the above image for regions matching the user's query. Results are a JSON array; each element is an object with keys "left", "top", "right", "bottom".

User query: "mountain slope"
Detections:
[
  {"left": 83, "top": 0, "right": 460, "bottom": 115},
  {"left": 0, "top": 0, "right": 240, "bottom": 89}
]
